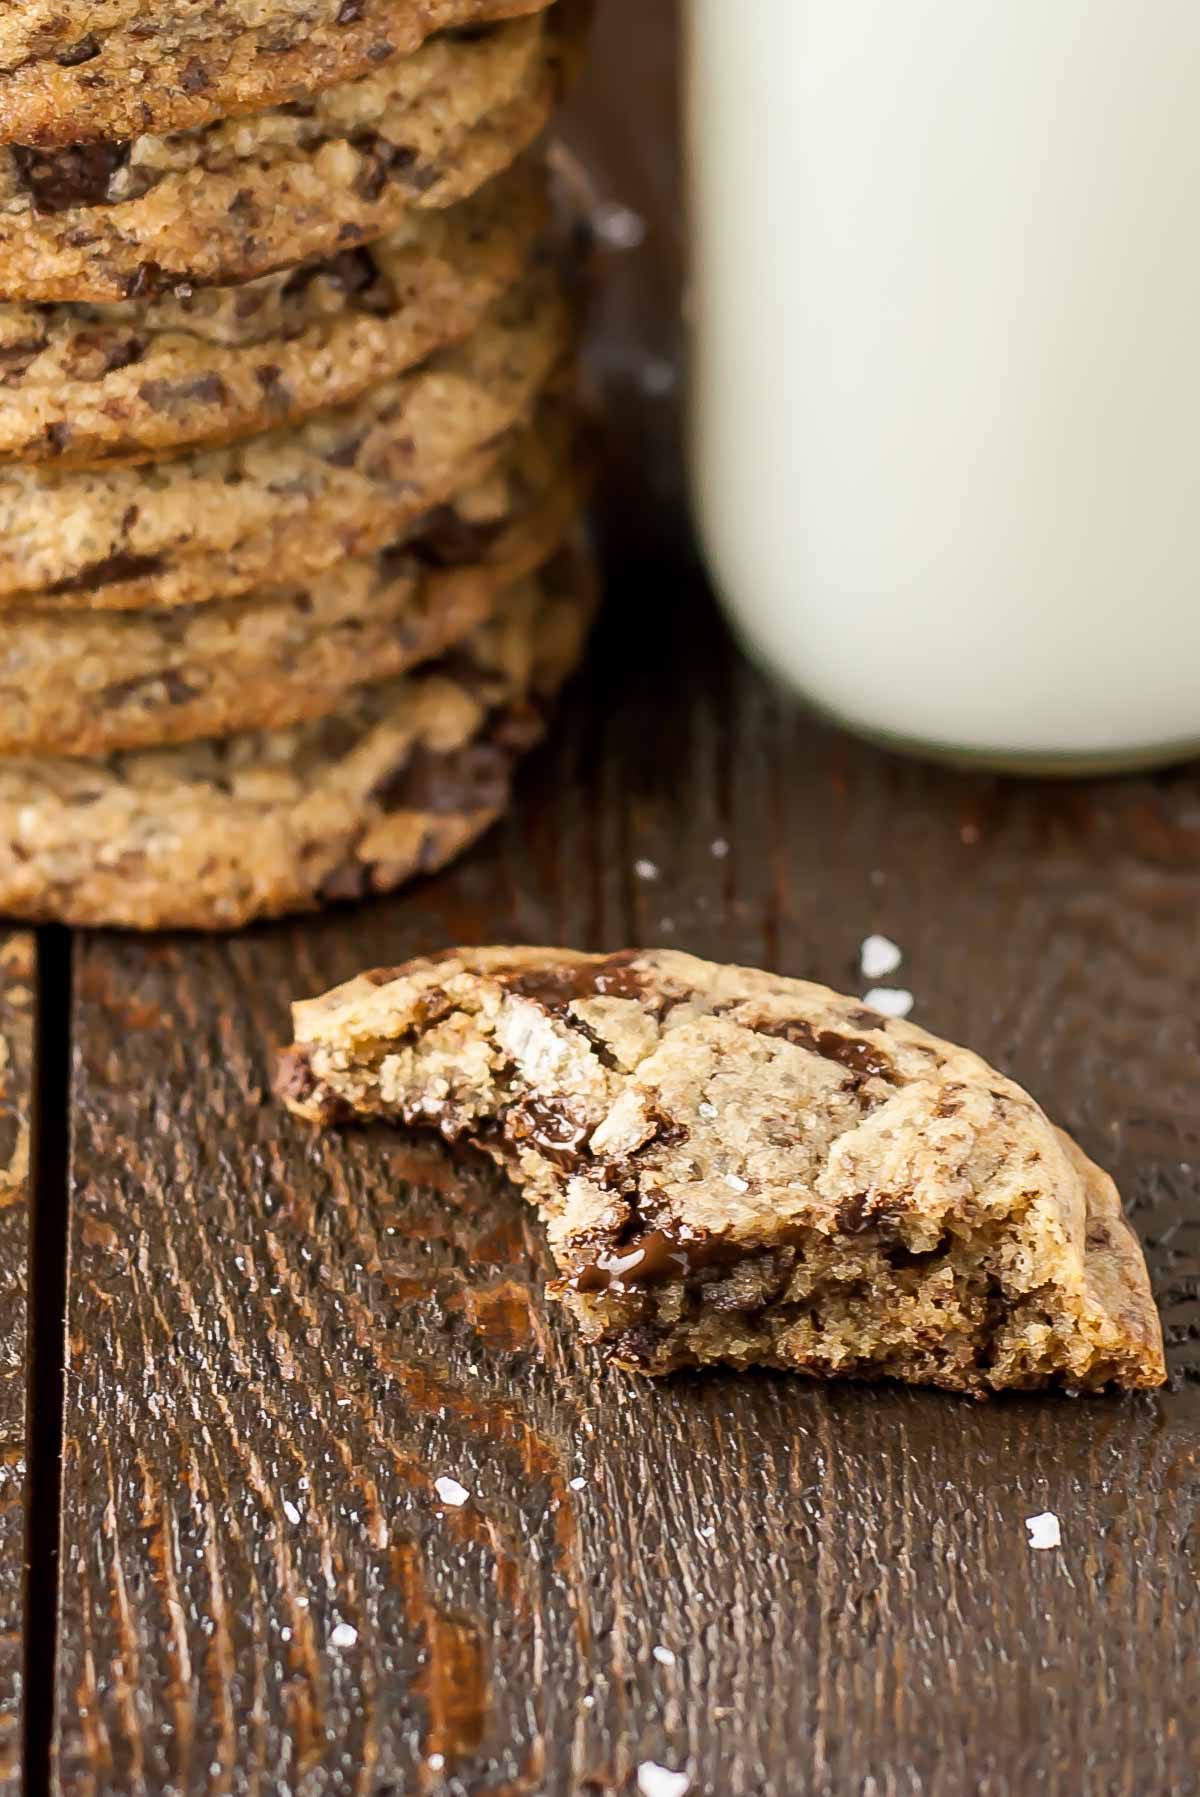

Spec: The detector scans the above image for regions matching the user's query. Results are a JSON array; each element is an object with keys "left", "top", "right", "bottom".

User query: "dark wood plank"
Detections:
[
  {"left": 0, "top": 935, "right": 36, "bottom": 1794},
  {"left": 52, "top": 1, "right": 1200, "bottom": 1789},
  {"left": 53, "top": 551, "right": 1200, "bottom": 1796}
]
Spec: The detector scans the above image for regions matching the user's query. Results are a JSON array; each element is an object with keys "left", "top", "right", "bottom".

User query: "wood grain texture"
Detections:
[
  {"left": 0, "top": 935, "right": 35, "bottom": 1794},
  {"left": 49, "top": 1, "right": 1200, "bottom": 1790},
  {"left": 52, "top": 556, "right": 1200, "bottom": 1796}
]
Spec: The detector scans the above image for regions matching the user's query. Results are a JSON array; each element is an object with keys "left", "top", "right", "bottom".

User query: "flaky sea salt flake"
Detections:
[
  {"left": 860, "top": 934, "right": 903, "bottom": 980},
  {"left": 593, "top": 201, "right": 647, "bottom": 251},
  {"left": 434, "top": 1476, "right": 470, "bottom": 1508},
  {"left": 1026, "top": 1511, "right": 1062, "bottom": 1551},
  {"left": 863, "top": 986, "right": 914, "bottom": 1019},
  {"left": 638, "top": 1763, "right": 691, "bottom": 1797}
]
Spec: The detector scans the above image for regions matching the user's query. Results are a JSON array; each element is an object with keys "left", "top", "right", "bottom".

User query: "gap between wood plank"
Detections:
[{"left": 22, "top": 929, "right": 72, "bottom": 1797}]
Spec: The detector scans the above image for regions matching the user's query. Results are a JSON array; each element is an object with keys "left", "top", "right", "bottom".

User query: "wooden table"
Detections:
[{"left": 6, "top": 7, "right": 1200, "bottom": 1792}]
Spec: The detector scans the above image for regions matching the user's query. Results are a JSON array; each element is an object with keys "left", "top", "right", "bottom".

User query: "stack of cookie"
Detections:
[{"left": 0, "top": 0, "right": 593, "bottom": 928}]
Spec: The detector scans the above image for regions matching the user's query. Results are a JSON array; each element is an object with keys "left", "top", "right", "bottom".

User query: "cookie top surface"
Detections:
[
  {"left": 0, "top": 8, "right": 576, "bottom": 301},
  {"left": 0, "top": 273, "right": 569, "bottom": 611},
  {"left": 0, "top": 160, "right": 546, "bottom": 467},
  {"left": 281, "top": 946, "right": 1166, "bottom": 1392},
  {"left": 0, "top": 546, "right": 594, "bottom": 929},
  {"left": 0, "top": 0, "right": 553, "bottom": 147}
]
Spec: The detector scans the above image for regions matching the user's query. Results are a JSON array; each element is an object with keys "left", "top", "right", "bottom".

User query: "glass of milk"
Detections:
[{"left": 687, "top": 0, "right": 1200, "bottom": 772}]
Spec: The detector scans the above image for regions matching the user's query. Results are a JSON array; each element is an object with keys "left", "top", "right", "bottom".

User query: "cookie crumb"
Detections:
[
  {"left": 860, "top": 933, "right": 902, "bottom": 980},
  {"left": 637, "top": 1764, "right": 691, "bottom": 1797},
  {"left": 863, "top": 986, "right": 914, "bottom": 1019},
  {"left": 330, "top": 1623, "right": 358, "bottom": 1649},
  {"left": 434, "top": 1476, "right": 470, "bottom": 1508},
  {"left": 1026, "top": 1511, "right": 1062, "bottom": 1551}
]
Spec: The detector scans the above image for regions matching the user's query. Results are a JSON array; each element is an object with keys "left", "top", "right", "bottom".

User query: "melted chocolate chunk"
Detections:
[
  {"left": 506, "top": 1097, "right": 590, "bottom": 1172},
  {"left": 13, "top": 142, "right": 129, "bottom": 213},
  {"left": 751, "top": 1018, "right": 897, "bottom": 1083},
  {"left": 569, "top": 1225, "right": 747, "bottom": 1294},
  {"left": 499, "top": 951, "right": 647, "bottom": 1012},
  {"left": 361, "top": 947, "right": 462, "bottom": 986}
]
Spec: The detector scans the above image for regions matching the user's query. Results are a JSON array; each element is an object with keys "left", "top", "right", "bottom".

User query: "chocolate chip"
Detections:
[
  {"left": 316, "top": 862, "right": 372, "bottom": 902},
  {"left": 124, "top": 262, "right": 166, "bottom": 299},
  {"left": 12, "top": 141, "right": 129, "bottom": 213},
  {"left": 255, "top": 364, "right": 289, "bottom": 403},
  {"left": 500, "top": 951, "right": 648, "bottom": 1012},
  {"left": 370, "top": 739, "right": 515, "bottom": 816},
  {"left": 351, "top": 135, "right": 422, "bottom": 203},
  {"left": 229, "top": 188, "right": 261, "bottom": 223},
  {"left": 44, "top": 422, "right": 72, "bottom": 453},
  {"left": 506, "top": 1097, "right": 590, "bottom": 1172},
  {"left": 136, "top": 373, "right": 229, "bottom": 411},
  {"left": 44, "top": 551, "right": 165, "bottom": 597},
  {"left": 56, "top": 33, "right": 102, "bottom": 66},
  {"left": 336, "top": 0, "right": 364, "bottom": 20},
  {"left": 101, "top": 668, "right": 201, "bottom": 710},
  {"left": 751, "top": 1018, "right": 897, "bottom": 1084},
  {"left": 836, "top": 1194, "right": 873, "bottom": 1235},
  {"left": 179, "top": 56, "right": 209, "bottom": 93},
  {"left": 408, "top": 506, "right": 505, "bottom": 570}
]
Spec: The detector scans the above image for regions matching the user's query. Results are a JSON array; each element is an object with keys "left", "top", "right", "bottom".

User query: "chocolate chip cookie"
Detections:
[
  {"left": 0, "top": 0, "right": 553, "bottom": 149},
  {"left": 0, "top": 160, "right": 545, "bottom": 467},
  {"left": 0, "top": 434, "right": 579, "bottom": 755},
  {"left": 278, "top": 947, "right": 1166, "bottom": 1394},
  {"left": 0, "top": 9, "right": 579, "bottom": 302},
  {"left": 0, "top": 275, "right": 570, "bottom": 611},
  {"left": 0, "top": 545, "right": 594, "bottom": 929}
]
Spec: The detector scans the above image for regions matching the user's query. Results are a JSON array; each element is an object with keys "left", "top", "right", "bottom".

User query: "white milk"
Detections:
[{"left": 687, "top": 0, "right": 1200, "bottom": 770}]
